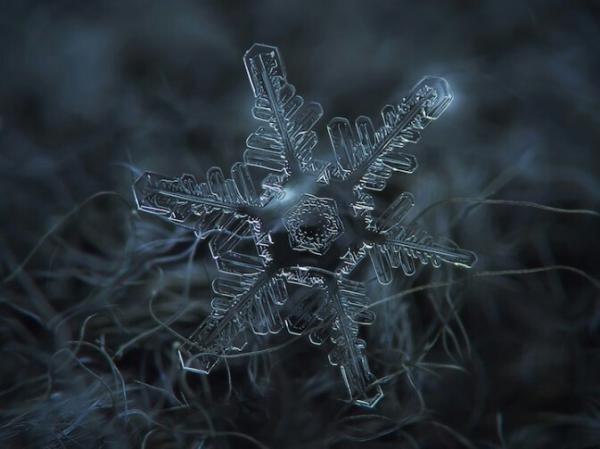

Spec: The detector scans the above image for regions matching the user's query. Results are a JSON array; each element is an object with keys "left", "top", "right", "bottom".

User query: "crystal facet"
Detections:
[{"left": 284, "top": 194, "right": 344, "bottom": 256}]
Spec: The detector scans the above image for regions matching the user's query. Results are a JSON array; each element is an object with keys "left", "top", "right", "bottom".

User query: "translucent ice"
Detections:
[{"left": 133, "top": 44, "right": 476, "bottom": 407}]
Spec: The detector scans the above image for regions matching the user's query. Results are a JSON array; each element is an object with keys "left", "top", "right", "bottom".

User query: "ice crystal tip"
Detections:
[{"left": 133, "top": 43, "right": 475, "bottom": 408}]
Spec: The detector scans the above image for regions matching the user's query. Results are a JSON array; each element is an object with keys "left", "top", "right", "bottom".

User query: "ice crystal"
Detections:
[{"left": 133, "top": 44, "right": 477, "bottom": 408}]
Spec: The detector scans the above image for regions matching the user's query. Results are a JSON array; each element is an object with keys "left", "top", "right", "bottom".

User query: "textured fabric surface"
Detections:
[{"left": 1, "top": 1, "right": 599, "bottom": 448}]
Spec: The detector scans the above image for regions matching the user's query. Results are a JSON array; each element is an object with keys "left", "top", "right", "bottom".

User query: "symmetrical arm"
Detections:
[
  {"left": 328, "top": 77, "right": 453, "bottom": 191},
  {"left": 367, "top": 192, "right": 476, "bottom": 284},
  {"left": 284, "top": 268, "right": 382, "bottom": 407},
  {"left": 133, "top": 163, "right": 261, "bottom": 237},
  {"left": 243, "top": 44, "right": 328, "bottom": 184}
]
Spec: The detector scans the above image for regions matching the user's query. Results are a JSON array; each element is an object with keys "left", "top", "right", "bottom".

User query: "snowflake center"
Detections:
[{"left": 283, "top": 194, "right": 344, "bottom": 256}]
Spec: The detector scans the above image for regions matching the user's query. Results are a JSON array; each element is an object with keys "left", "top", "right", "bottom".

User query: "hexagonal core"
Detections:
[{"left": 283, "top": 194, "right": 344, "bottom": 256}]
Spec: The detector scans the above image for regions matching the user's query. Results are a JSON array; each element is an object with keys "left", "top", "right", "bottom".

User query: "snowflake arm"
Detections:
[
  {"left": 132, "top": 163, "right": 262, "bottom": 235},
  {"left": 368, "top": 192, "right": 477, "bottom": 283},
  {"left": 326, "top": 277, "right": 382, "bottom": 407},
  {"left": 283, "top": 269, "right": 382, "bottom": 406},
  {"left": 243, "top": 44, "right": 327, "bottom": 182},
  {"left": 178, "top": 271, "right": 288, "bottom": 374},
  {"left": 328, "top": 77, "right": 453, "bottom": 191}
]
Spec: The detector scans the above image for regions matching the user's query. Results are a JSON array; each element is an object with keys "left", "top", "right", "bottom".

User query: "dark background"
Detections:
[{"left": 1, "top": 1, "right": 599, "bottom": 448}]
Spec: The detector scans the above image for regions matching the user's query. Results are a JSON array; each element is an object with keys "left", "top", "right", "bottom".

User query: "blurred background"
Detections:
[{"left": 1, "top": 1, "right": 599, "bottom": 448}]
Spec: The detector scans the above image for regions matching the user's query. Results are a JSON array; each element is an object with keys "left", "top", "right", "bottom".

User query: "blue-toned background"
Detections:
[{"left": 1, "top": 1, "right": 599, "bottom": 448}]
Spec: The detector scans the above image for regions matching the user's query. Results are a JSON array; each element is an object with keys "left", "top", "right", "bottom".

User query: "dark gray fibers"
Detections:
[{"left": 0, "top": 1, "right": 599, "bottom": 448}]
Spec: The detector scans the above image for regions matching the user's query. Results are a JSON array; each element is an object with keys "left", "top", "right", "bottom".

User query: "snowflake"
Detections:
[{"left": 133, "top": 44, "right": 477, "bottom": 408}]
